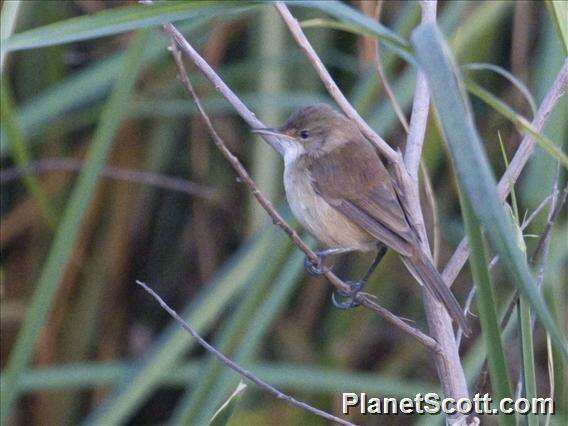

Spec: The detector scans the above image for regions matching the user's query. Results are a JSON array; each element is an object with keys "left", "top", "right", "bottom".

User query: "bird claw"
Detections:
[
  {"left": 304, "top": 255, "right": 327, "bottom": 277},
  {"left": 331, "top": 281, "right": 364, "bottom": 309}
]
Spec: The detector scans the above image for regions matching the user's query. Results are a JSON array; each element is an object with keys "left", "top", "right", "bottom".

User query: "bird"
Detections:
[{"left": 253, "top": 103, "right": 468, "bottom": 331}]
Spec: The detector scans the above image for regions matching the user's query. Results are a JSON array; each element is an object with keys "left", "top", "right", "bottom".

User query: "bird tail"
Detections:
[{"left": 402, "top": 254, "right": 469, "bottom": 334}]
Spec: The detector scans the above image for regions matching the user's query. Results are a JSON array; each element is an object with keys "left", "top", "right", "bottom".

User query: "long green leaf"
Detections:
[
  {"left": 7, "top": 361, "right": 432, "bottom": 396},
  {"left": 83, "top": 226, "right": 291, "bottom": 425},
  {"left": 289, "top": 0, "right": 408, "bottom": 50},
  {"left": 209, "top": 381, "right": 247, "bottom": 426},
  {"left": 0, "top": 78, "right": 56, "bottom": 226},
  {"left": 170, "top": 237, "right": 294, "bottom": 423},
  {"left": 461, "top": 197, "right": 513, "bottom": 426},
  {"left": 465, "top": 78, "right": 568, "bottom": 169},
  {"left": 181, "top": 249, "right": 305, "bottom": 424},
  {"left": 411, "top": 23, "right": 568, "bottom": 361},
  {"left": 463, "top": 62, "right": 537, "bottom": 116},
  {"left": 0, "top": 30, "right": 150, "bottom": 423},
  {"left": 0, "top": 0, "right": 21, "bottom": 70},
  {"left": 0, "top": 1, "right": 253, "bottom": 52},
  {"left": 519, "top": 297, "right": 538, "bottom": 426},
  {"left": 546, "top": 0, "right": 568, "bottom": 55}
]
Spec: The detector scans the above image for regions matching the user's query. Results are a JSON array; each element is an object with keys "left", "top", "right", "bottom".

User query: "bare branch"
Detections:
[
  {"left": 274, "top": 1, "right": 397, "bottom": 163},
  {"left": 167, "top": 38, "right": 440, "bottom": 353},
  {"left": 369, "top": 1, "right": 409, "bottom": 134},
  {"left": 162, "top": 24, "right": 285, "bottom": 157},
  {"left": 404, "top": 1, "right": 437, "bottom": 180},
  {"left": 136, "top": 280, "right": 355, "bottom": 426},
  {"left": 442, "top": 58, "right": 568, "bottom": 286},
  {"left": 0, "top": 158, "right": 221, "bottom": 203}
]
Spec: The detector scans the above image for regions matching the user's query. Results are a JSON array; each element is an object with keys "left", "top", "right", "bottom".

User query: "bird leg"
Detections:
[
  {"left": 303, "top": 247, "right": 356, "bottom": 277},
  {"left": 332, "top": 244, "right": 388, "bottom": 309}
]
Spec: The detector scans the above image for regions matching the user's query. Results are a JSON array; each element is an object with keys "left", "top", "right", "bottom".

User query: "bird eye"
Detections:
[{"left": 299, "top": 130, "right": 309, "bottom": 139}]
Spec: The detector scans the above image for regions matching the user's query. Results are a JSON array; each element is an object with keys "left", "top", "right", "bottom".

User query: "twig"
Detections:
[
  {"left": 135, "top": 280, "right": 355, "bottom": 426},
  {"left": 442, "top": 58, "right": 568, "bottom": 286},
  {"left": 404, "top": 1, "right": 436, "bottom": 180},
  {"left": 455, "top": 190, "right": 558, "bottom": 347},
  {"left": 474, "top": 180, "right": 567, "bottom": 398},
  {"left": 0, "top": 158, "right": 221, "bottom": 203},
  {"left": 167, "top": 38, "right": 440, "bottom": 354},
  {"left": 162, "top": 24, "right": 285, "bottom": 157},
  {"left": 274, "top": 1, "right": 397, "bottom": 163},
  {"left": 369, "top": 1, "right": 409, "bottom": 134}
]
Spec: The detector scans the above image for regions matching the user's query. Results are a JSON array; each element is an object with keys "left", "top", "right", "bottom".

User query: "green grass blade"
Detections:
[
  {"left": 411, "top": 23, "right": 568, "bottom": 361},
  {"left": 0, "top": 0, "right": 21, "bottom": 70},
  {"left": 463, "top": 62, "right": 537, "bottom": 116},
  {"left": 0, "top": 78, "right": 56, "bottom": 226},
  {"left": 465, "top": 77, "right": 568, "bottom": 169},
  {"left": 461, "top": 197, "right": 514, "bottom": 426},
  {"left": 209, "top": 381, "right": 247, "bottom": 426},
  {"left": 1, "top": 1, "right": 253, "bottom": 52},
  {"left": 289, "top": 0, "right": 408, "bottom": 50},
  {"left": 8, "top": 361, "right": 432, "bottom": 397},
  {"left": 1, "top": 19, "right": 213, "bottom": 155},
  {"left": 546, "top": 0, "right": 568, "bottom": 55},
  {"left": 170, "top": 237, "right": 294, "bottom": 423},
  {"left": 83, "top": 227, "right": 291, "bottom": 425},
  {"left": 184, "top": 249, "right": 305, "bottom": 424},
  {"left": 518, "top": 296, "right": 538, "bottom": 426},
  {"left": 0, "top": 30, "right": 150, "bottom": 423},
  {"left": 298, "top": 17, "right": 415, "bottom": 66}
]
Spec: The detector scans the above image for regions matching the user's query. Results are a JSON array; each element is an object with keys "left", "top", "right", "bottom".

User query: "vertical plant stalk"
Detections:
[
  {"left": 405, "top": 0, "right": 472, "bottom": 411},
  {"left": 248, "top": 7, "right": 285, "bottom": 233},
  {"left": 462, "top": 197, "right": 514, "bottom": 426}
]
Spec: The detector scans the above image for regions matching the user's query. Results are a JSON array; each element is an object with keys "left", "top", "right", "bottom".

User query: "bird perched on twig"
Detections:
[{"left": 253, "top": 104, "right": 468, "bottom": 332}]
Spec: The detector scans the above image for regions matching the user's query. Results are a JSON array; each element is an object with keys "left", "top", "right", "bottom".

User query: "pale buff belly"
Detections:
[{"left": 283, "top": 163, "right": 375, "bottom": 251}]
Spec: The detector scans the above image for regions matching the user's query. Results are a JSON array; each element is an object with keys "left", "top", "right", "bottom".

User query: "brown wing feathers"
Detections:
[{"left": 307, "top": 139, "right": 469, "bottom": 330}]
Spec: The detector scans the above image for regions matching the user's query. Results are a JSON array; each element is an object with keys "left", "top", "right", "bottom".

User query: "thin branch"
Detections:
[
  {"left": 369, "top": 1, "right": 409, "bottom": 134},
  {"left": 530, "top": 182, "right": 567, "bottom": 287},
  {"left": 167, "top": 38, "right": 440, "bottom": 354},
  {"left": 474, "top": 180, "right": 567, "bottom": 397},
  {"left": 0, "top": 158, "right": 221, "bottom": 203},
  {"left": 136, "top": 280, "right": 355, "bottom": 426},
  {"left": 163, "top": 24, "right": 285, "bottom": 157},
  {"left": 442, "top": 58, "right": 568, "bottom": 286},
  {"left": 455, "top": 189, "right": 559, "bottom": 347},
  {"left": 404, "top": 1, "right": 436, "bottom": 180},
  {"left": 274, "top": 1, "right": 397, "bottom": 163}
]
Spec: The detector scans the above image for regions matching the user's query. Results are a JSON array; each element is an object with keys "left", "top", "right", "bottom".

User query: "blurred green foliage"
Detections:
[{"left": 1, "top": 1, "right": 566, "bottom": 425}]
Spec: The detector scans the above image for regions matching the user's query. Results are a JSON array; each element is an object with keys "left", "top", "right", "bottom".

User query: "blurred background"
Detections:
[{"left": 1, "top": 1, "right": 566, "bottom": 424}]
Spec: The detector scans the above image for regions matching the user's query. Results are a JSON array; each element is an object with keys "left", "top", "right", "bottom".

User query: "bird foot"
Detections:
[
  {"left": 304, "top": 254, "right": 328, "bottom": 277},
  {"left": 332, "top": 281, "right": 364, "bottom": 309}
]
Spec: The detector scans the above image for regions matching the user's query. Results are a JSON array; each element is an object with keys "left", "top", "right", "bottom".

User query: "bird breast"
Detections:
[{"left": 283, "top": 157, "right": 375, "bottom": 251}]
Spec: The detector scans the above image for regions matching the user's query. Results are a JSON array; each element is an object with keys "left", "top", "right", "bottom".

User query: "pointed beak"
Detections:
[
  {"left": 251, "top": 128, "right": 283, "bottom": 137},
  {"left": 252, "top": 128, "right": 293, "bottom": 140}
]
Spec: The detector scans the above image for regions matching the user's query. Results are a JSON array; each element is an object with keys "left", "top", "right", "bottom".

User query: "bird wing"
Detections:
[{"left": 307, "top": 139, "right": 417, "bottom": 256}]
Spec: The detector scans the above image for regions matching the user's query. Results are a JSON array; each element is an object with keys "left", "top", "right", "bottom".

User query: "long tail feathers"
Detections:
[{"left": 402, "top": 255, "right": 470, "bottom": 334}]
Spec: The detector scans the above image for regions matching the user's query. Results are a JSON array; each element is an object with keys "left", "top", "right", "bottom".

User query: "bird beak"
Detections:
[{"left": 252, "top": 128, "right": 294, "bottom": 140}]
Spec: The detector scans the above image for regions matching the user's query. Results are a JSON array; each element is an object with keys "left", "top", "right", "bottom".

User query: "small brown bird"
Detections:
[{"left": 253, "top": 104, "right": 467, "bottom": 330}]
